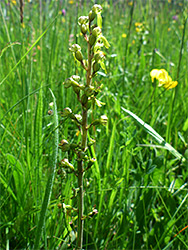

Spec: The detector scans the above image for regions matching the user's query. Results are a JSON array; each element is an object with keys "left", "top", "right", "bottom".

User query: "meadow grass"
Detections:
[{"left": 0, "top": 0, "right": 188, "bottom": 249}]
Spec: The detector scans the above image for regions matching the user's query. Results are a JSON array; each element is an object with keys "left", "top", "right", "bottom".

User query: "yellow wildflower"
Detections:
[
  {"left": 136, "top": 27, "right": 142, "bottom": 32},
  {"left": 11, "top": 0, "right": 16, "bottom": 5},
  {"left": 122, "top": 33, "right": 127, "bottom": 38},
  {"left": 150, "top": 69, "right": 178, "bottom": 89},
  {"left": 21, "top": 23, "right": 25, "bottom": 28},
  {"left": 128, "top": 1, "right": 133, "bottom": 6},
  {"left": 69, "top": 0, "right": 74, "bottom": 4},
  {"left": 135, "top": 22, "right": 142, "bottom": 27},
  {"left": 135, "top": 22, "right": 143, "bottom": 32}
]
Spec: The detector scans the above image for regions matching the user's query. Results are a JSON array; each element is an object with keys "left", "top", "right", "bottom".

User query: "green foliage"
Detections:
[{"left": 0, "top": 0, "right": 188, "bottom": 249}]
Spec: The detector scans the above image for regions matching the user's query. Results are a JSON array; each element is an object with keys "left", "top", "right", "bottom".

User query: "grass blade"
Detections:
[
  {"left": 33, "top": 89, "right": 59, "bottom": 249},
  {"left": 121, "top": 107, "right": 186, "bottom": 162},
  {"left": 0, "top": 13, "right": 59, "bottom": 87}
]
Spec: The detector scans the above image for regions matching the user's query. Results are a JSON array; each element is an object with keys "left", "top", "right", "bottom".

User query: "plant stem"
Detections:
[
  {"left": 77, "top": 33, "right": 92, "bottom": 250},
  {"left": 77, "top": 107, "right": 88, "bottom": 249},
  {"left": 77, "top": 160, "right": 84, "bottom": 249}
]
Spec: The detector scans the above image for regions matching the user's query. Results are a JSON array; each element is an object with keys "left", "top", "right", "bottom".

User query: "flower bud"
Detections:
[
  {"left": 75, "top": 50, "right": 83, "bottom": 62},
  {"left": 59, "top": 139, "right": 70, "bottom": 152},
  {"left": 62, "top": 107, "right": 72, "bottom": 117},
  {"left": 89, "top": 34, "right": 97, "bottom": 47},
  {"left": 74, "top": 114, "right": 82, "bottom": 122},
  {"left": 100, "top": 115, "right": 108, "bottom": 125},
  {"left": 78, "top": 16, "right": 89, "bottom": 25},
  {"left": 92, "top": 4, "right": 102, "bottom": 14},
  {"left": 72, "top": 75, "right": 80, "bottom": 82},
  {"left": 63, "top": 78, "right": 72, "bottom": 88},
  {"left": 84, "top": 86, "right": 94, "bottom": 97},
  {"left": 94, "top": 51, "right": 105, "bottom": 62},
  {"left": 93, "top": 41, "right": 103, "bottom": 52},
  {"left": 89, "top": 115, "right": 108, "bottom": 127},
  {"left": 92, "top": 27, "right": 101, "bottom": 37},
  {"left": 88, "top": 208, "right": 98, "bottom": 218},
  {"left": 80, "top": 24, "right": 88, "bottom": 35},
  {"left": 60, "top": 158, "right": 74, "bottom": 171},
  {"left": 64, "top": 76, "right": 81, "bottom": 88},
  {"left": 88, "top": 10, "right": 96, "bottom": 22},
  {"left": 73, "top": 86, "right": 80, "bottom": 94},
  {"left": 69, "top": 44, "right": 81, "bottom": 52},
  {"left": 93, "top": 61, "right": 100, "bottom": 74},
  {"left": 81, "top": 94, "right": 88, "bottom": 105}
]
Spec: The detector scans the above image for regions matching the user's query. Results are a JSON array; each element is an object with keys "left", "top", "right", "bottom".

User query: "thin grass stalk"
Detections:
[
  {"left": 94, "top": 121, "right": 116, "bottom": 238},
  {"left": 166, "top": 13, "right": 187, "bottom": 144},
  {"left": 33, "top": 89, "right": 59, "bottom": 249},
  {"left": 39, "top": 0, "right": 43, "bottom": 81},
  {"left": 124, "top": 0, "right": 135, "bottom": 67},
  {"left": 0, "top": 4, "right": 21, "bottom": 84},
  {"left": 0, "top": 14, "right": 59, "bottom": 86}
]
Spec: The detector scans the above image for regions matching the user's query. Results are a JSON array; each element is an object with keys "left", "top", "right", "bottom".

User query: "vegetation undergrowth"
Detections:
[{"left": 0, "top": 0, "right": 188, "bottom": 249}]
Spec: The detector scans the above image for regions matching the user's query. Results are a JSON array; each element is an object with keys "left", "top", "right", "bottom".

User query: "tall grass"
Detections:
[{"left": 0, "top": 0, "right": 188, "bottom": 249}]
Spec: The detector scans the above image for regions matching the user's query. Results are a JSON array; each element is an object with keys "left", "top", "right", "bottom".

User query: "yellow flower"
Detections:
[
  {"left": 21, "top": 23, "right": 25, "bottom": 28},
  {"left": 150, "top": 69, "right": 178, "bottom": 89},
  {"left": 136, "top": 27, "right": 142, "bottom": 32},
  {"left": 122, "top": 33, "right": 127, "bottom": 38},
  {"left": 11, "top": 0, "right": 16, "bottom": 5},
  {"left": 135, "top": 22, "right": 142, "bottom": 27},
  {"left": 69, "top": 0, "right": 74, "bottom": 4},
  {"left": 135, "top": 22, "right": 143, "bottom": 32},
  {"left": 128, "top": 1, "right": 133, "bottom": 6}
]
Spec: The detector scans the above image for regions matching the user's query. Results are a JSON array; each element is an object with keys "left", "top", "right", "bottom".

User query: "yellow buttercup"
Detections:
[{"left": 150, "top": 69, "right": 178, "bottom": 90}]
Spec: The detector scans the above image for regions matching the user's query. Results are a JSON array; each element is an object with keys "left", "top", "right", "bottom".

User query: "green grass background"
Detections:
[{"left": 0, "top": 0, "right": 188, "bottom": 249}]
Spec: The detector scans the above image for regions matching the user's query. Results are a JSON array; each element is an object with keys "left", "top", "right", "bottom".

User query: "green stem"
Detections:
[
  {"left": 77, "top": 160, "right": 84, "bottom": 249},
  {"left": 77, "top": 108, "right": 87, "bottom": 249},
  {"left": 77, "top": 33, "right": 92, "bottom": 250}
]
